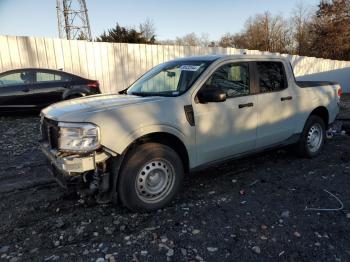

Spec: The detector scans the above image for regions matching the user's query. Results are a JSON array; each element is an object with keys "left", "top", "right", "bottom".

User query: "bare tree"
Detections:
[
  {"left": 158, "top": 39, "right": 175, "bottom": 45},
  {"left": 175, "top": 33, "right": 200, "bottom": 46},
  {"left": 291, "top": 1, "right": 313, "bottom": 55},
  {"left": 198, "top": 33, "right": 210, "bottom": 47},
  {"left": 139, "top": 18, "right": 156, "bottom": 43},
  {"left": 218, "top": 33, "right": 236, "bottom": 48},
  {"left": 220, "top": 12, "right": 292, "bottom": 53}
]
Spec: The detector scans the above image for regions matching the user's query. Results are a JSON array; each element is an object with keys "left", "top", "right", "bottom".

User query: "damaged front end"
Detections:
[{"left": 39, "top": 116, "right": 117, "bottom": 203}]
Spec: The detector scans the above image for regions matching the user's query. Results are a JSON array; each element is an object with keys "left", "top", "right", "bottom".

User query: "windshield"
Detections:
[{"left": 127, "top": 60, "right": 212, "bottom": 97}]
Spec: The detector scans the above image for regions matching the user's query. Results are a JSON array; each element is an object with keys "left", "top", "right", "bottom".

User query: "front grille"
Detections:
[{"left": 41, "top": 118, "right": 59, "bottom": 149}]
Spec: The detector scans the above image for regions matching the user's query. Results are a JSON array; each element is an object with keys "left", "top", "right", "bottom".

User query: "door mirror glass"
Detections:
[{"left": 197, "top": 88, "right": 227, "bottom": 103}]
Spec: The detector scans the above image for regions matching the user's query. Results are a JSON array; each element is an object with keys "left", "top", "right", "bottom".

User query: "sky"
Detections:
[{"left": 0, "top": 0, "right": 320, "bottom": 41}]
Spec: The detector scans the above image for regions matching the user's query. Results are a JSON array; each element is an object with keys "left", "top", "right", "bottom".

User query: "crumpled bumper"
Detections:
[{"left": 40, "top": 142, "right": 110, "bottom": 175}]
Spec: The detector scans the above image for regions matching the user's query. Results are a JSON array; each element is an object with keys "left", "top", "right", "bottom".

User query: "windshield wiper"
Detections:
[
  {"left": 130, "top": 92, "right": 174, "bottom": 97},
  {"left": 118, "top": 88, "right": 128, "bottom": 94},
  {"left": 130, "top": 92, "right": 156, "bottom": 97}
]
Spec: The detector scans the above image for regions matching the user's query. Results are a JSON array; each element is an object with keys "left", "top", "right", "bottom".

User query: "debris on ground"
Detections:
[{"left": 305, "top": 189, "right": 344, "bottom": 212}]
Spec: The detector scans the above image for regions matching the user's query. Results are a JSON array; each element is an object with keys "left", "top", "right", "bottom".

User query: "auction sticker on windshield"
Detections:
[{"left": 180, "top": 65, "right": 200, "bottom": 71}]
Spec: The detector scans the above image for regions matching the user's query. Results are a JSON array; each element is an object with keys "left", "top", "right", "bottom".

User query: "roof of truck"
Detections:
[{"left": 174, "top": 54, "right": 288, "bottom": 62}]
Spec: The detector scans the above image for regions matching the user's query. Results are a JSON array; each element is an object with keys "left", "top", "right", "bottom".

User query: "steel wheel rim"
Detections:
[
  {"left": 307, "top": 123, "right": 323, "bottom": 153},
  {"left": 135, "top": 159, "right": 175, "bottom": 204}
]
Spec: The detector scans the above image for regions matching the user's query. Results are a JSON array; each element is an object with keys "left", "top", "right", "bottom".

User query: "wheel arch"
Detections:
[
  {"left": 62, "top": 87, "right": 90, "bottom": 100},
  {"left": 121, "top": 132, "right": 190, "bottom": 173},
  {"left": 309, "top": 106, "right": 329, "bottom": 126}
]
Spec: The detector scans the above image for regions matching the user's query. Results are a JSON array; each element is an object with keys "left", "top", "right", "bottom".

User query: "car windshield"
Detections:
[{"left": 127, "top": 60, "right": 212, "bottom": 97}]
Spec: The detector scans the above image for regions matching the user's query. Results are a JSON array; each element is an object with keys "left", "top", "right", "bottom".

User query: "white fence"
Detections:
[{"left": 0, "top": 35, "right": 350, "bottom": 93}]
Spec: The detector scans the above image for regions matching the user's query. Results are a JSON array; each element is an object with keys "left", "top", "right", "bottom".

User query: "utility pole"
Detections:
[{"left": 56, "top": 0, "right": 92, "bottom": 41}]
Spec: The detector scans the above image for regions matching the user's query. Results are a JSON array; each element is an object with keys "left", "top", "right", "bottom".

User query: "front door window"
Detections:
[
  {"left": 202, "top": 63, "right": 250, "bottom": 97},
  {"left": 0, "top": 71, "right": 34, "bottom": 87}
]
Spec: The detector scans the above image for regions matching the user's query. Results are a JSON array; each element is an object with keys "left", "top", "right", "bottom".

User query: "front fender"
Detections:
[{"left": 115, "top": 124, "right": 188, "bottom": 153}]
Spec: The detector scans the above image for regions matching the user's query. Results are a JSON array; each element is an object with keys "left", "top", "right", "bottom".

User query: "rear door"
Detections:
[
  {"left": 0, "top": 70, "right": 35, "bottom": 108},
  {"left": 31, "top": 70, "right": 73, "bottom": 107},
  {"left": 255, "top": 61, "right": 297, "bottom": 148}
]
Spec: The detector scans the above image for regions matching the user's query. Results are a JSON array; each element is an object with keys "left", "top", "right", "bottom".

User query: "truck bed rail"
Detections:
[{"left": 297, "top": 81, "right": 339, "bottom": 88}]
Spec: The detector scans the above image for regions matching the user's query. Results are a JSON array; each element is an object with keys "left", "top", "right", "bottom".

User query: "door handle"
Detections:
[
  {"left": 238, "top": 102, "right": 254, "bottom": 109},
  {"left": 281, "top": 96, "right": 292, "bottom": 101},
  {"left": 23, "top": 88, "right": 31, "bottom": 92}
]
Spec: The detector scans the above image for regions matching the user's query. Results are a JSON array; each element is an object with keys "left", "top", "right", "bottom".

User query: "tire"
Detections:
[
  {"left": 117, "top": 143, "right": 184, "bottom": 212},
  {"left": 65, "top": 94, "right": 82, "bottom": 100},
  {"left": 296, "top": 115, "right": 326, "bottom": 158}
]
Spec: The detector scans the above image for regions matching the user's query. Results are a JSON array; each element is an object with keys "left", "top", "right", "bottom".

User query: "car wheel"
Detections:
[
  {"left": 65, "top": 94, "right": 86, "bottom": 100},
  {"left": 296, "top": 115, "right": 326, "bottom": 158},
  {"left": 117, "top": 143, "right": 184, "bottom": 212}
]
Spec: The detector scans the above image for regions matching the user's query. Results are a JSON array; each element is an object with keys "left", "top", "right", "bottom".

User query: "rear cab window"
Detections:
[{"left": 256, "top": 61, "right": 287, "bottom": 93}]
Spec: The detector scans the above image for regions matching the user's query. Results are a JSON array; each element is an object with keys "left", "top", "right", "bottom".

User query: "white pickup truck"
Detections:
[{"left": 40, "top": 55, "right": 341, "bottom": 211}]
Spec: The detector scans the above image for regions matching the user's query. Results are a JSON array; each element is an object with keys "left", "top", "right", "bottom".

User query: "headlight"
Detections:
[{"left": 58, "top": 122, "right": 100, "bottom": 153}]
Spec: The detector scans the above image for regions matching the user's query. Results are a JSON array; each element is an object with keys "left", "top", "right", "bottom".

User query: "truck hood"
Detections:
[{"left": 41, "top": 94, "right": 164, "bottom": 121}]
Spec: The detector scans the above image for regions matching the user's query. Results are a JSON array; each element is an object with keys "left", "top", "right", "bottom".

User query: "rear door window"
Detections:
[
  {"left": 257, "top": 62, "right": 287, "bottom": 93},
  {"left": 35, "top": 71, "right": 72, "bottom": 83}
]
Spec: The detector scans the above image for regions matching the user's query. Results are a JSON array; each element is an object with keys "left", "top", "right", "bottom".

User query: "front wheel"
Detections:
[
  {"left": 117, "top": 143, "right": 184, "bottom": 212},
  {"left": 296, "top": 115, "right": 326, "bottom": 158}
]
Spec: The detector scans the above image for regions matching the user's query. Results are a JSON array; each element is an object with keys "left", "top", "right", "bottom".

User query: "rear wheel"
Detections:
[
  {"left": 65, "top": 94, "right": 85, "bottom": 100},
  {"left": 296, "top": 115, "right": 326, "bottom": 158},
  {"left": 117, "top": 143, "right": 184, "bottom": 212}
]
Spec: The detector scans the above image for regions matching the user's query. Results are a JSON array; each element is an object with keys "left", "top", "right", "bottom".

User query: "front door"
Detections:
[{"left": 193, "top": 62, "right": 258, "bottom": 166}]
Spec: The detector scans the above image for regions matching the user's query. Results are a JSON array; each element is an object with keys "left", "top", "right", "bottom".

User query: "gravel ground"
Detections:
[
  {"left": 0, "top": 115, "right": 350, "bottom": 262},
  {"left": 339, "top": 94, "right": 350, "bottom": 120}
]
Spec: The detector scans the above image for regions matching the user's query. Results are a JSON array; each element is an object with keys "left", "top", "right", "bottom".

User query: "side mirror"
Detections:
[
  {"left": 197, "top": 89, "right": 227, "bottom": 103},
  {"left": 166, "top": 71, "right": 176, "bottom": 78}
]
